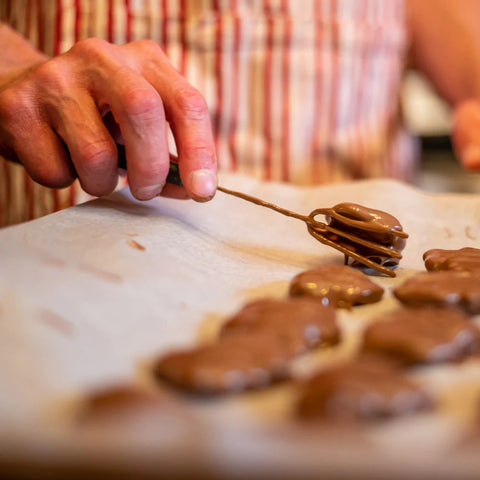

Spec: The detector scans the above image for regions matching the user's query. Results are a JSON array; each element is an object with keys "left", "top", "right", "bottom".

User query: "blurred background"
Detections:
[{"left": 403, "top": 71, "right": 480, "bottom": 193}]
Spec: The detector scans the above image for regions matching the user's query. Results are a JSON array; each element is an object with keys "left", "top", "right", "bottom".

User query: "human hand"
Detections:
[
  {"left": 0, "top": 39, "right": 217, "bottom": 201},
  {"left": 452, "top": 99, "right": 480, "bottom": 171}
]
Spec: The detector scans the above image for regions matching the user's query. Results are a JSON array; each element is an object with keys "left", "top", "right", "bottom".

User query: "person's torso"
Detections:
[{"left": 0, "top": 0, "right": 414, "bottom": 226}]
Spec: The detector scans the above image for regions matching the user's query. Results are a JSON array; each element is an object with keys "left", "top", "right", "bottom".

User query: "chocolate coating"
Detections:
[
  {"left": 155, "top": 298, "right": 340, "bottom": 395},
  {"left": 318, "top": 203, "right": 407, "bottom": 268},
  {"left": 289, "top": 264, "right": 384, "bottom": 308},
  {"left": 393, "top": 271, "right": 480, "bottom": 315},
  {"left": 423, "top": 247, "right": 480, "bottom": 274},
  {"left": 154, "top": 332, "right": 292, "bottom": 394},
  {"left": 220, "top": 298, "right": 340, "bottom": 354},
  {"left": 80, "top": 385, "right": 170, "bottom": 424},
  {"left": 363, "top": 307, "right": 480, "bottom": 364},
  {"left": 296, "top": 355, "right": 433, "bottom": 421}
]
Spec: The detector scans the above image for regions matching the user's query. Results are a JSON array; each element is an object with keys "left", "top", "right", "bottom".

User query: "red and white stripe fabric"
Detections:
[{"left": 0, "top": 0, "right": 415, "bottom": 227}]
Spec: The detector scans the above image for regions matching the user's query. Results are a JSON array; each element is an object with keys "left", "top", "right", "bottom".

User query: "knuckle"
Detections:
[
  {"left": 71, "top": 37, "right": 110, "bottom": 58},
  {"left": 78, "top": 139, "right": 116, "bottom": 169},
  {"left": 134, "top": 39, "right": 164, "bottom": 57},
  {"left": 181, "top": 145, "right": 215, "bottom": 166},
  {"left": 122, "top": 88, "right": 163, "bottom": 121},
  {"left": 134, "top": 159, "right": 167, "bottom": 180},
  {"left": 174, "top": 87, "right": 209, "bottom": 122},
  {"left": 33, "top": 60, "right": 72, "bottom": 93},
  {"left": 69, "top": 38, "right": 115, "bottom": 72}
]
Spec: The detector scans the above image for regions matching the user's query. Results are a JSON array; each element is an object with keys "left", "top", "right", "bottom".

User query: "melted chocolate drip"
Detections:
[
  {"left": 217, "top": 187, "right": 408, "bottom": 277},
  {"left": 313, "top": 203, "right": 407, "bottom": 269}
]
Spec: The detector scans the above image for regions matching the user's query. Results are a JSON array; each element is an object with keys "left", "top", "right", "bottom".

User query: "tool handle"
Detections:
[{"left": 117, "top": 144, "right": 183, "bottom": 187}]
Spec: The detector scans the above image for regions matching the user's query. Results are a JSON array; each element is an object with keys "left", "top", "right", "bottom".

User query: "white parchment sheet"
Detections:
[{"left": 1, "top": 175, "right": 480, "bottom": 479}]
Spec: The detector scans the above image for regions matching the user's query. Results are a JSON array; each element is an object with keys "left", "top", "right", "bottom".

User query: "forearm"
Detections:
[
  {"left": 0, "top": 22, "right": 47, "bottom": 84},
  {"left": 406, "top": 0, "right": 480, "bottom": 105}
]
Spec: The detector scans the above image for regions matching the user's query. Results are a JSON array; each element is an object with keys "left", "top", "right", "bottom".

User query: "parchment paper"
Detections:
[{"left": 1, "top": 174, "right": 480, "bottom": 479}]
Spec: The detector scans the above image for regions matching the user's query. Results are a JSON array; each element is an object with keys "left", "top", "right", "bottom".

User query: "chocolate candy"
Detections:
[
  {"left": 289, "top": 264, "right": 384, "bottom": 308},
  {"left": 79, "top": 385, "right": 172, "bottom": 425},
  {"left": 393, "top": 271, "right": 480, "bottom": 315},
  {"left": 220, "top": 298, "right": 340, "bottom": 354},
  {"left": 363, "top": 307, "right": 480, "bottom": 364},
  {"left": 155, "top": 298, "right": 340, "bottom": 394},
  {"left": 318, "top": 202, "right": 407, "bottom": 268},
  {"left": 296, "top": 355, "right": 434, "bottom": 421},
  {"left": 423, "top": 247, "right": 480, "bottom": 274},
  {"left": 154, "top": 332, "right": 292, "bottom": 394}
]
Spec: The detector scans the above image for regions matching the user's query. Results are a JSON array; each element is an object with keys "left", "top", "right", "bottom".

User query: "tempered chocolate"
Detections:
[
  {"left": 296, "top": 355, "right": 433, "bottom": 421},
  {"left": 156, "top": 298, "right": 340, "bottom": 394},
  {"left": 215, "top": 186, "right": 407, "bottom": 276},
  {"left": 220, "top": 298, "right": 340, "bottom": 354},
  {"left": 154, "top": 332, "right": 292, "bottom": 394},
  {"left": 423, "top": 247, "right": 480, "bottom": 274},
  {"left": 289, "top": 264, "right": 384, "bottom": 308},
  {"left": 363, "top": 307, "right": 480, "bottom": 364},
  {"left": 80, "top": 385, "right": 170, "bottom": 424},
  {"left": 393, "top": 271, "right": 480, "bottom": 315},
  {"left": 313, "top": 203, "right": 407, "bottom": 269}
]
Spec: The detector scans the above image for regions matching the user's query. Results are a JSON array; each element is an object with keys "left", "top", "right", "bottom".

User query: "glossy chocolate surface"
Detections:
[
  {"left": 317, "top": 203, "right": 407, "bottom": 268},
  {"left": 80, "top": 385, "right": 170, "bottom": 424},
  {"left": 296, "top": 355, "right": 433, "bottom": 421},
  {"left": 220, "top": 298, "right": 340, "bottom": 354},
  {"left": 289, "top": 264, "right": 384, "bottom": 308},
  {"left": 363, "top": 307, "right": 480, "bottom": 364},
  {"left": 154, "top": 332, "right": 292, "bottom": 394},
  {"left": 423, "top": 247, "right": 480, "bottom": 274},
  {"left": 393, "top": 271, "right": 480, "bottom": 315},
  {"left": 155, "top": 298, "right": 340, "bottom": 394}
]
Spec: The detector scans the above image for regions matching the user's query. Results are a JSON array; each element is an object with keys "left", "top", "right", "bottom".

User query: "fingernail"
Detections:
[
  {"left": 135, "top": 183, "right": 164, "bottom": 200},
  {"left": 462, "top": 146, "right": 480, "bottom": 169},
  {"left": 189, "top": 170, "right": 217, "bottom": 201}
]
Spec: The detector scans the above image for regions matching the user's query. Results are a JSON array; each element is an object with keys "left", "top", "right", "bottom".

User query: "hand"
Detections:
[
  {"left": 452, "top": 99, "right": 480, "bottom": 171},
  {"left": 0, "top": 38, "right": 217, "bottom": 201}
]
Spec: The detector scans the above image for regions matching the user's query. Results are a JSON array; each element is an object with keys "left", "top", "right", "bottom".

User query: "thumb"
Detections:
[{"left": 452, "top": 99, "right": 480, "bottom": 171}]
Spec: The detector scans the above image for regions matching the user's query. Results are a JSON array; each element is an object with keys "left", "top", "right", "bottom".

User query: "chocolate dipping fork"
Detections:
[{"left": 118, "top": 148, "right": 408, "bottom": 277}]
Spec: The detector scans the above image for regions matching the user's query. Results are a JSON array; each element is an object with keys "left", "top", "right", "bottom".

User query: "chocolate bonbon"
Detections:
[
  {"left": 154, "top": 332, "right": 292, "bottom": 394},
  {"left": 220, "top": 298, "right": 340, "bottom": 353},
  {"left": 216, "top": 186, "right": 408, "bottom": 276},
  {"left": 155, "top": 298, "right": 340, "bottom": 394},
  {"left": 312, "top": 202, "right": 407, "bottom": 271},
  {"left": 423, "top": 247, "right": 480, "bottom": 274},
  {"left": 363, "top": 307, "right": 480, "bottom": 364},
  {"left": 393, "top": 271, "right": 480, "bottom": 314},
  {"left": 296, "top": 355, "right": 434, "bottom": 421},
  {"left": 289, "top": 264, "right": 384, "bottom": 308}
]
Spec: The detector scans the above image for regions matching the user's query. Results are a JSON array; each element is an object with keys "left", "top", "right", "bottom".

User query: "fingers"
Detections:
[
  {"left": 126, "top": 41, "right": 217, "bottom": 201},
  {"left": 91, "top": 64, "right": 170, "bottom": 200},
  {"left": 0, "top": 38, "right": 217, "bottom": 203},
  {"left": 452, "top": 99, "right": 480, "bottom": 171},
  {"left": 164, "top": 81, "right": 217, "bottom": 202},
  {"left": 48, "top": 91, "right": 119, "bottom": 197},
  {"left": 0, "top": 87, "right": 76, "bottom": 188},
  {"left": 10, "top": 125, "right": 76, "bottom": 189}
]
